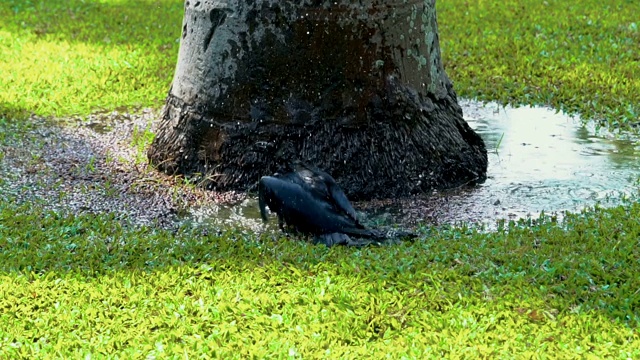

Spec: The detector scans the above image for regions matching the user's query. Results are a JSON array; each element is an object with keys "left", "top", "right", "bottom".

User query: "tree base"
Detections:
[{"left": 148, "top": 77, "right": 487, "bottom": 200}]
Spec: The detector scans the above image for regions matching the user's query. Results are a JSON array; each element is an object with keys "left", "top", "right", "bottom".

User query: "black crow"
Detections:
[{"left": 258, "top": 162, "right": 384, "bottom": 246}]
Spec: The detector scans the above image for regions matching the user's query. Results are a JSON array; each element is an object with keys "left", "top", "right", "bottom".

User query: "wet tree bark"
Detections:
[{"left": 148, "top": 0, "right": 487, "bottom": 200}]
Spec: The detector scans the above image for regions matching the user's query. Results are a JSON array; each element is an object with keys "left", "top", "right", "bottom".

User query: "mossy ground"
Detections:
[{"left": 1, "top": 0, "right": 639, "bottom": 358}]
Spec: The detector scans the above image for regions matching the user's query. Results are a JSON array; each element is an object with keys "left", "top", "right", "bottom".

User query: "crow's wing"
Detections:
[
  {"left": 293, "top": 163, "right": 359, "bottom": 222},
  {"left": 259, "top": 175, "right": 379, "bottom": 238},
  {"left": 327, "top": 181, "right": 358, "bottom": 221}
]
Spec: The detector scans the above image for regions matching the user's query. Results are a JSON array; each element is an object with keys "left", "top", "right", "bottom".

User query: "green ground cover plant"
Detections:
[
  {"left": 0, "top": 201, "right": 639, "bottom": 358},
  {"left": 438, "top": 0, "right": 640, "bottom": 129},
  {"left": 0, "top": 0, "right": 183, "bottom": 118},
  {"left": 0, "top": 0, "right": 639, "bottom": 358}
]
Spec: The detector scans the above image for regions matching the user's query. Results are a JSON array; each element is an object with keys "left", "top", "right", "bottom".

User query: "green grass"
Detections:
[
  {"left": 1, "top": 0, "right": 637, "bottom": 126},
  {"left": 1, "top": 0, "right": 640, "bottom": 357},
  {"left": 0, "top": 0, "right": 183, "bottom": 118},
  {"left": 0, "top": 201, "right": 639, "bottom": 358},
  {"left": 131, "top": 119, "right": 156, "bottom": 165},
  {"left": 438, "top": 0, "right": 640, "bottom": 129}
]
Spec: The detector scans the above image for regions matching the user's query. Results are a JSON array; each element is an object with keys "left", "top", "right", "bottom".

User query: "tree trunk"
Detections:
[{"left": 148, "top": 0, "right": 487, "bottom": 200}]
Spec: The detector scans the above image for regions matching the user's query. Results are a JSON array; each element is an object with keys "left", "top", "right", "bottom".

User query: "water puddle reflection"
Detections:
[{"left": 458, "top": 100, "right": 640, "bottom": 222}]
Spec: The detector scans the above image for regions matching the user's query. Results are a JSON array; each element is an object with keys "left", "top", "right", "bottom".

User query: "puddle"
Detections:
[
  {"left": 188, "top": 197, "right": 268, "bottom": 233},
  {"left": 456, "top": 100, "right": 640, "bottom": 222},
  {"left": 188, "top": 100, "right": 640, "bottom": 230}
]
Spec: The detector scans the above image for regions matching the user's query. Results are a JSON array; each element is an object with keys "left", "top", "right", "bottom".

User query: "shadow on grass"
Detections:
[
  {"left": 0, "top": 102, "right": 29, "bottom": 120},
  {"left": 1, "top": 195, "right": 639, "bottom": 327},
  {"left": 0, "top": 0, "right": 182, "bottom": 117},
  {"left": 0, "top": 108, "right": 638, "bottom": 330},
  {"left": 1, "top": 114, "right": 639, "bottom": 327},
  {"left": 3, "top": 0, "right": 184, "bottom": 47}
]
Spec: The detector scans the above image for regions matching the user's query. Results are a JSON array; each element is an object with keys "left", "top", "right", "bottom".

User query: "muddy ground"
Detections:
[{"left": 0, "top": 107, "right": 503, "bottom": 233}]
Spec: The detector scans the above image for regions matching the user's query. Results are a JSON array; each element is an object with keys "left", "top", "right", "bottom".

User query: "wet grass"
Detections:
[{"left": 0, "top": 0, "right": 639, "bottom": 357}]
